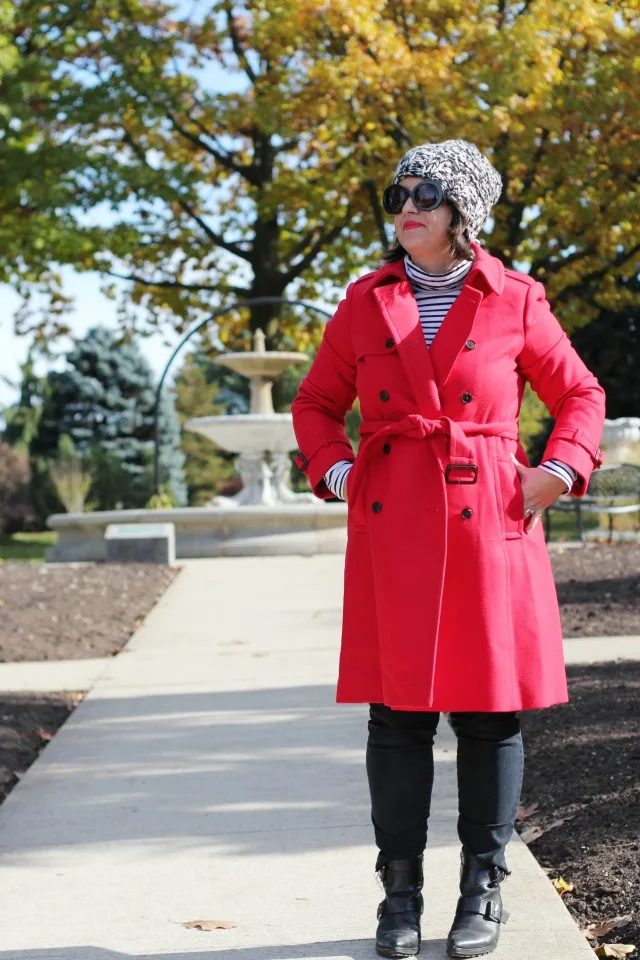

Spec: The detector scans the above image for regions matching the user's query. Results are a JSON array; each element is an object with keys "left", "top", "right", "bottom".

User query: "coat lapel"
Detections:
[
  {"left": 371, "top": 244, "right": 505, "bottom": 405},
  {"left": 373, "top": 280, "right": 441, "bottom": 416},
  {"left": 428, "top": 284, "right": 483, "bottom": 390}
]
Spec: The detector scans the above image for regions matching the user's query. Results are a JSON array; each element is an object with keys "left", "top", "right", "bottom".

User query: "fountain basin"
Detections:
[
  {"left": 215, "top": 352, "right": 308, "bottom": 378},
  {"left": 185, "top": 413, "right": 297, "bottom": 455},
  {"left": 46, "top": 504, "right": 347, "bottom": 561}
]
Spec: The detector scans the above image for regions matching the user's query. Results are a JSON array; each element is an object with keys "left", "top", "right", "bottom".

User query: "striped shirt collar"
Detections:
[{"left": 404, "top": 254, "right": 473, "bottom": 291}]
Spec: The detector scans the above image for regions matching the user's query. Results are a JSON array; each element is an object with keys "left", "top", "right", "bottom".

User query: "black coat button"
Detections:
[
  {"left": 461, "top": 392, "right": 473, "bottom": 404},
  {"left": 379, "top": 390, "right": 390, "bottom": 401},
  {"left": 372, "top": 501, "right": 383, "bottom": 513},
  {"left": 465, "top": 339, "right": 476, "bottom": 350},
  {"left": 382, "top": 442, "right": 391, "bottom": 455},
  {"left": 385, "top": 338, "right": 395, "bottom": 348},
  {"left": 461, "top": 507, "right": 473, "bottom": 519}
]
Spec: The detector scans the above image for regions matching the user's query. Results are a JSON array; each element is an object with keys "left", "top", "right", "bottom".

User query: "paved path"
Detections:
[
  {"left": 0, "top": 557, "right": 603, "bottom": 959},
  {"left": 0, "top": 657, "right": 112, "bottom": 693},
  {"left": 563, "top": 634, "right": 640, "bottom": 663}
]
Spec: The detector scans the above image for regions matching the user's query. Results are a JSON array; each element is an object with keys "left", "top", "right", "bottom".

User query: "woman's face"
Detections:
[{"left": 393, "top": 176, "right": 454, "bottom": 259}]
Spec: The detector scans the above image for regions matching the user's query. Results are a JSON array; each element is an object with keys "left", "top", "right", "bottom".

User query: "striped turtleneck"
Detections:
[
  {"left": 322, "top": 255, "right": 577, "bottom": 501},
  {"left": 404, "top": 254, "right": 473, "bottom": 346}
]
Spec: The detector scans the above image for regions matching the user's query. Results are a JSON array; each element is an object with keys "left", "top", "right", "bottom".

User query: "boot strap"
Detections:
[
  {"left": 457, "top": 895, "right": 509, "bottom": 925},
  {"left": 377, "top": 893, "right": 424, "bottom": 919}
]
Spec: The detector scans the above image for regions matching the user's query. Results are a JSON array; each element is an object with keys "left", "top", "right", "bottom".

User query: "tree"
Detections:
[
  {"left": 570, "top": 273, "right": 640, "bottom": 420},
  {"left": 0, "top": 1, "right": 638, "bottom": 349},
  {"left": 0, "top": 440, "right": 34, "bottom": 534},
  {"left": 1, "top": 347, "right": 47, "bottom": 449},
  {"left": 0, "top": 2, "right": 100, "bottom": 341},
  {"left": 31, "top": 326, "right": 187, "bottom": 510}
]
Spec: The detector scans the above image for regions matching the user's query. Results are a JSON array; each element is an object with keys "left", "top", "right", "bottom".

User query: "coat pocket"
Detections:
[
  {"left": 495, "top": 457, "right": 525, "bottom": 539},
  {"left": 354, "top": 341, "right": 405, "bottom": 415}
]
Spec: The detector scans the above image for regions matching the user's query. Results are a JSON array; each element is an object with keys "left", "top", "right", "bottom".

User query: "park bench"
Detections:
[{"left": 544, "top": 462, "right": 640, "bottom": 545}]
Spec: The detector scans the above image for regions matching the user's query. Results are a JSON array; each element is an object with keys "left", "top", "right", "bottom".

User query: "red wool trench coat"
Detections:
[{"left": 290, "top": 242, "right": 606, "bottom": 712}]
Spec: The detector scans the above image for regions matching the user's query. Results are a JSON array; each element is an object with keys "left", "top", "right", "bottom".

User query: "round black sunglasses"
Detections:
[{"left": 382, "top": 179, "right": 445, "bottom": 215}]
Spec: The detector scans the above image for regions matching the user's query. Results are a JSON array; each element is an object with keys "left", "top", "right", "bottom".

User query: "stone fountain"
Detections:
[
  {"left": 185, "top": 329, "right": 318, "bottom": 506},
  {"left": 46, "top": 329, "right": 348, "bottom": 561}
]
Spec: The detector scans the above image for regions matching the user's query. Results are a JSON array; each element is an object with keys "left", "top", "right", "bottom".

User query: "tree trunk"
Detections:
[{"left": 248, "top": 208, "right": 286, "bottom": 348}]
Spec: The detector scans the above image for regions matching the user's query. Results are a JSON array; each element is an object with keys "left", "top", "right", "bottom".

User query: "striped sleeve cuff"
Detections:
[
  {"left": 539, "top": 459, "right": 578, "bottom": 494},
  {"left": 323, "top": 459, "right": 353, "bottom": 500}
]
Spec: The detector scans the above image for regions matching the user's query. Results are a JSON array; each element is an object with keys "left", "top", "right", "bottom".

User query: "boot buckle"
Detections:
[
  {"left": 459, "top": 894, "right": 504, "bottom": 924},
  {"left": 484, "top": 901, "right": 502, "bottom": 923}
]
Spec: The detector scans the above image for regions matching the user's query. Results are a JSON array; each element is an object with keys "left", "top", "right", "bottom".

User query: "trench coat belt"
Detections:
[{"left": 347, "top": 414, "right": 519, "bottom": 509}]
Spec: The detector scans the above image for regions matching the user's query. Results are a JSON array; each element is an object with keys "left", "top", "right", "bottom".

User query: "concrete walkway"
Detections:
[
  {"left": 0, "top": 557, "right": 602, "bottom": 959},
  {"left": 563, "top": 633, "right": 640, "bottom": 663},
  {"left": 0, "top": 657, "right": 112, "bottom": 693}
]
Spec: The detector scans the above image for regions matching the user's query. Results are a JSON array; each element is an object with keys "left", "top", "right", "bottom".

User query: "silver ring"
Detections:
[{"left": 524, "top": 507, "right": 534, "bottom": 516}]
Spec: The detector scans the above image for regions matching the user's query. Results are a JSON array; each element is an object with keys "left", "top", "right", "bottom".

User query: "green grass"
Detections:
[{"left": 0, "top": 531, "right": 58, "bottom": 563}]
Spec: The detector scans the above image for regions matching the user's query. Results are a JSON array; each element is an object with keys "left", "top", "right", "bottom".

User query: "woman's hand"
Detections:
[{"left": 510, "top": 452, "right": 568, "bottom": 533}]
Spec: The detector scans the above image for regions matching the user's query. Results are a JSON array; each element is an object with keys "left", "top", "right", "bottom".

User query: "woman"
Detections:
[{"left": 290, "top": 139, "right": 605, "bottom": 959}]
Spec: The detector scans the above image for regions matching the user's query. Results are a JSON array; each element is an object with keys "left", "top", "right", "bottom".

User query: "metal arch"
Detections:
[{"left": 153, "top": 295, "right": 334, "bottom": 494}]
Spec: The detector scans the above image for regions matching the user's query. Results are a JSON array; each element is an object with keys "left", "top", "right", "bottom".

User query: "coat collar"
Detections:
[{"left": 372, "top": 242, "right": 505, "bottom": 296}]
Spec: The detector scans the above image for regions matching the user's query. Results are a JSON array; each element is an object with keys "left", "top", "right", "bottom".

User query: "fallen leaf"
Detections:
[
  {"left": 520, "top": 825, "right": 544, "bottom": 844},
  {"left": 546, "top": 817, "right": 573, "bottom": 831},
  {"left": 182, "top": 919, "right": 237, "bottom": 931},
  {"left": 594, "top": 945, "right": 636, "bottom": 958},
  {"left": 516, "top": 802, "right": 539, "bottom": 822},
  {"left": 588, "top": 916, "right": 634, "bottom": 938},
  {"left": 520, "top": 817, "right": 573, "bottom": 844},
  {"left": 36, "top": 727, "right": 55, "bottom": 741},
  {"left": 552, "top": 877, "right": 574, "bottom": 896}
]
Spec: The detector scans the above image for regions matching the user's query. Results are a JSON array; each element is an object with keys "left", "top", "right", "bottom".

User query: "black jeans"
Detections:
[{"left": 366, "top": 704, "right": 524, "bottom": 873}]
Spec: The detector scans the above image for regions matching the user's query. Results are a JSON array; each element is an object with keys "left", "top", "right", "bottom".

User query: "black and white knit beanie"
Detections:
[{"left": 392, "top": 139, "right": 502, "bottom": 242}]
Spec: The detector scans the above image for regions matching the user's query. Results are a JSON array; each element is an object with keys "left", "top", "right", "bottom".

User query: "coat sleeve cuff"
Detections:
[
  {"left": 541, "top": 434, "right": 603, "bottom": 498},
  {"left": 294, "top": 442, "right": 355, "bottom": 499}
]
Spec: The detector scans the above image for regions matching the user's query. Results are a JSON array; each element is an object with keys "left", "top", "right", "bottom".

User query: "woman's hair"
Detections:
[{"left": 381, "top": 202, "right": 476, "bottom": 265}]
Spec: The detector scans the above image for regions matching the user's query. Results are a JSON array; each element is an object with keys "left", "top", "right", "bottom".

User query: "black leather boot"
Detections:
[
  {"left": 375, "top": 855, "right": 424, "bottom": 958},
  {"left": 445, "top": 850, "right": 509, "bottom": 958}
]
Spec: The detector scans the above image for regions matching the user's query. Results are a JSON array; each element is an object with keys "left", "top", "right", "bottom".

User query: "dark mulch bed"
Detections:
[
  {"left": 0, "top": 562, "right": 179, "bottom": 661},
  {"left": 520, "top": 661, "right": 640, "bottom": 952},
  {"left": 550, "top": 543, "right": 640, "bottom": 637},
  {"left": 0, "top": 692, "right": 80, "bottom": 804}
]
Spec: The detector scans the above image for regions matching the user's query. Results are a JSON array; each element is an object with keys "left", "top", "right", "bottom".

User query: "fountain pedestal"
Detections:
[{"left": 185, "top": 329, "right": 319, "bottom": 506}]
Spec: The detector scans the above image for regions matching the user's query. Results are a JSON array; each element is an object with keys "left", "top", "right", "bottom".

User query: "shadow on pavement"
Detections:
[
  {"left": 0, "top": 684, "right": 381, "bottom": 858},
  {"left": 0, "top": 938, "right": 450, "bottom": 959}
]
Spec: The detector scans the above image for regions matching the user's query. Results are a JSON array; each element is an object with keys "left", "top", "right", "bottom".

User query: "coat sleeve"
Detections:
[
  {"left": 516, "top": 279, "right": 606, "bottom": 498},
  {"left": 290, "top": 283, "right": 357, "bottom": 499}
]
